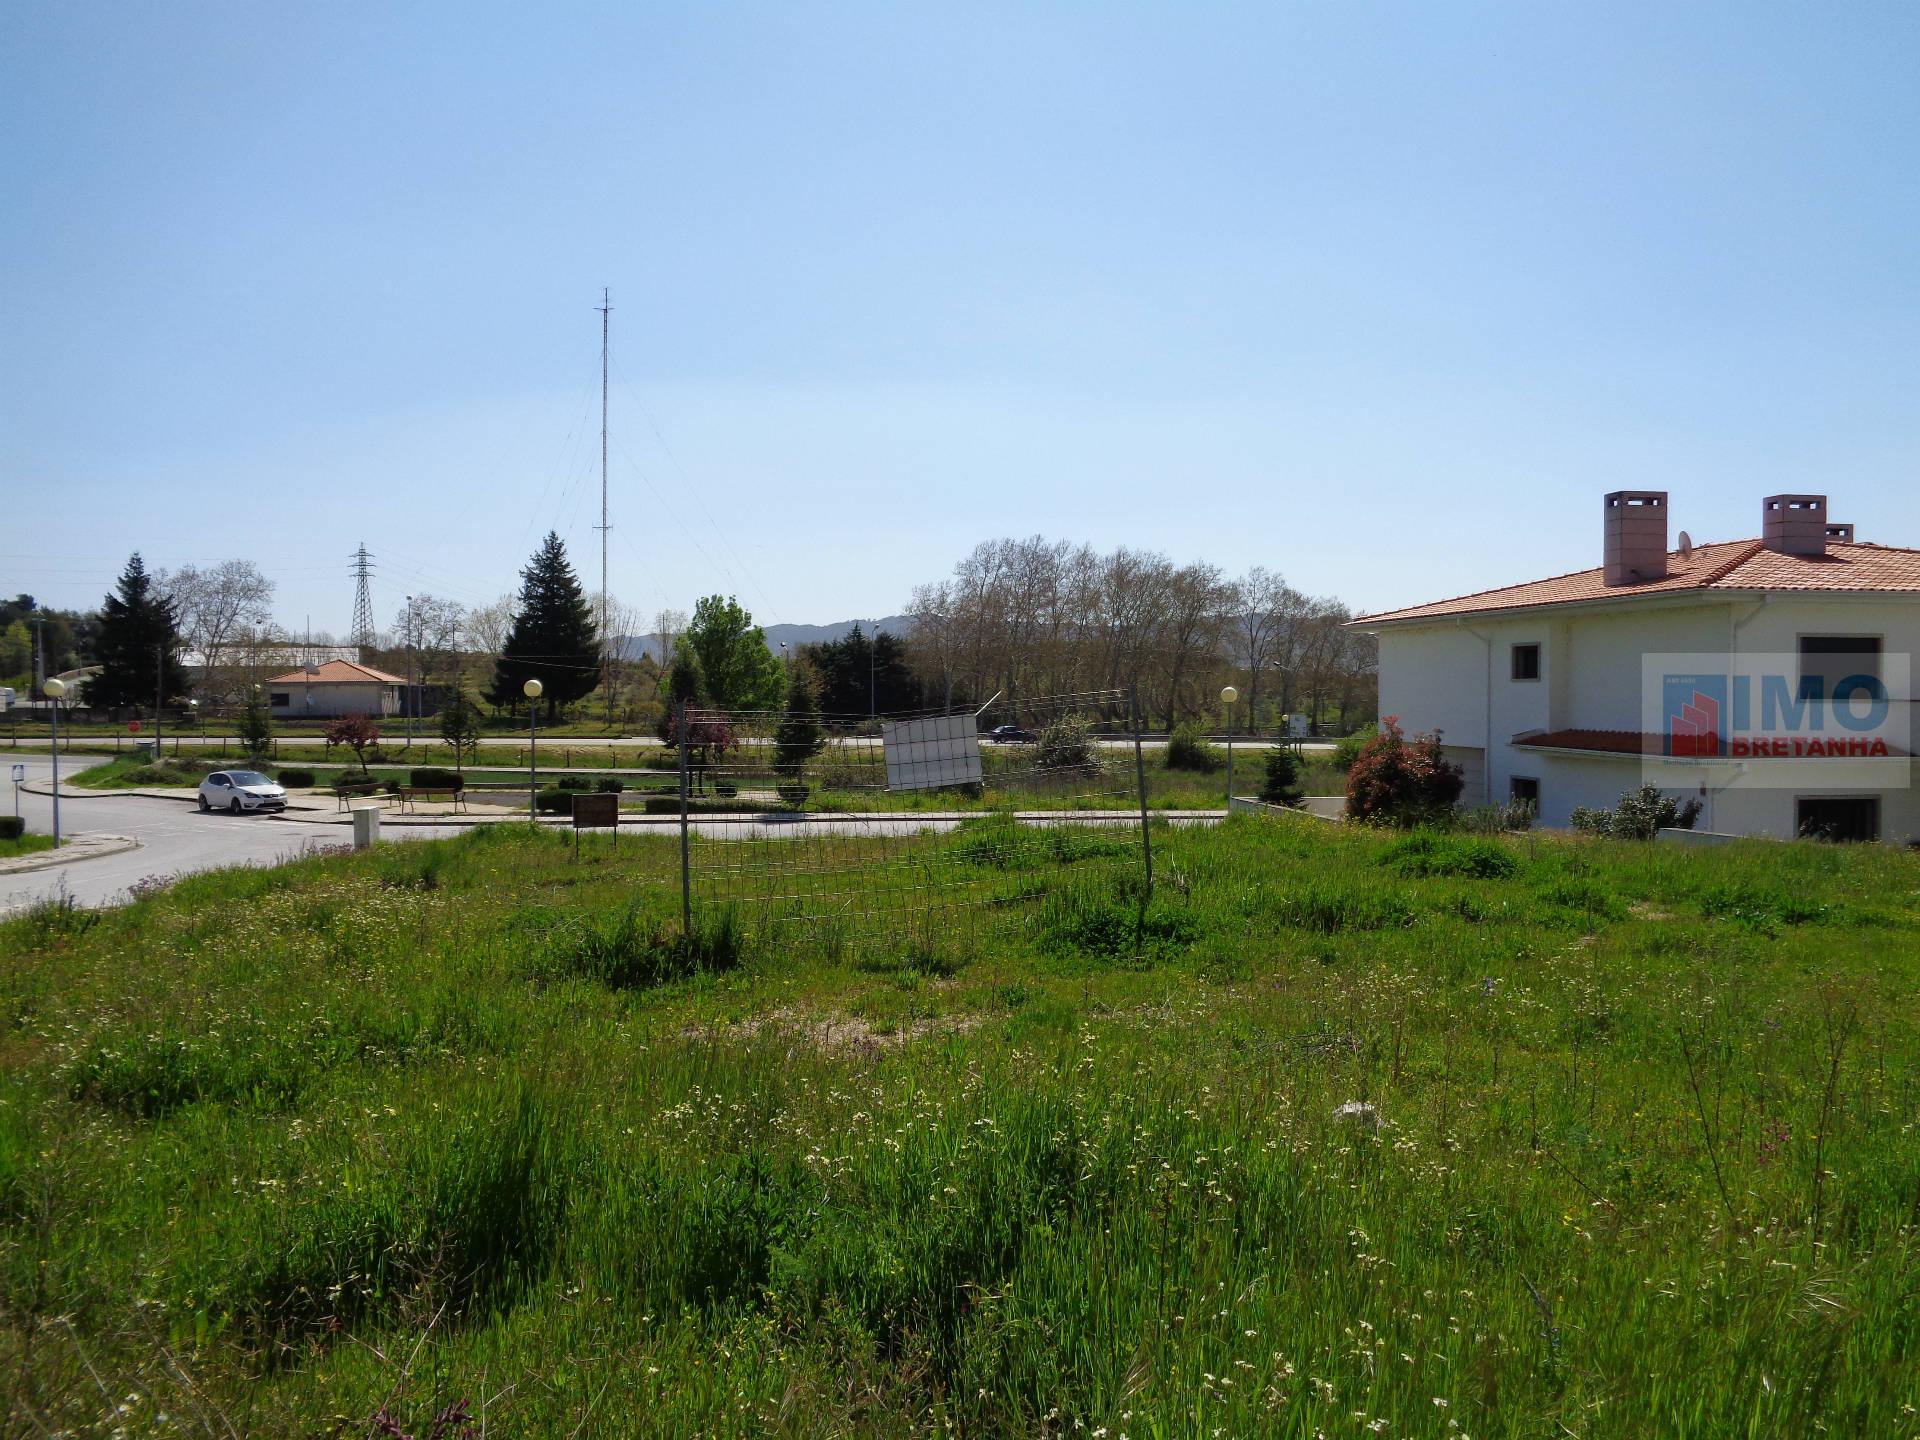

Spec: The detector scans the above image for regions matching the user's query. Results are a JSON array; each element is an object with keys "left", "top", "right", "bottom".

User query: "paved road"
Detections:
[
  {"left": 4, "top": 732, "right": 1335, "bottom": 753},
  {"left": 1, "top": 754, "right": 464, "bottom": 915}
]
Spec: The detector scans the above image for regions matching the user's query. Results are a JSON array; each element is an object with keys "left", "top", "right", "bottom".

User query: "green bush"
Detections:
[
  {"left": 1570, "top": 785, "right": 1702, "bottom": 840},
  {"left": 275, "top": 768, "right": 316, "bottom": 789},
  {"left": 1164, "top": 722, "right": 1222, "bottom": 774},
  {"left": 595, "top": 777, "right": 624, "bottom": 793},
  {"left": 409, "top": 767, "right": 464, "bottom": 790},
  {"left": 555, "top": 775, "right": 594, "bottom": 792},
  {"left": 1035, "top": 714, "right": 1102, "bottom": 773},
  {"left": 1259, "top": 747, "right": 1304, "bottom": 806},
  {"left": 777, "top": 782, "right": 810, "bottom": 807},
  {"left": 1332, "top": 723, "right": 1377, "bottom": 773},
  {"left": 0, "top": 816, "right": 23, "bottom": 841},
  {"left": 535, "top": 789, "right": 574, "bottom": 815}
]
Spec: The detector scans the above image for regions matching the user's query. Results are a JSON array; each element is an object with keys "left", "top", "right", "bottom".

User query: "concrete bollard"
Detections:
[{"left": 351, "top": 801, "right": 381, "bottom": 850}]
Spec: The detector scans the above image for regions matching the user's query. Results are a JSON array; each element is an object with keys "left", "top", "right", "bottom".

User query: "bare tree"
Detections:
[
  {"left": 391, "top": 594, "right": 467, "bottom": 683},
  {"left": 159, "top": 560, "right": 276, "bottom": 704},
  {"left": 464, "top": 594, "right": 517, "bottom": 658},
  {"left": 653, "top": 607, "right": 689, "bottom": 669}
]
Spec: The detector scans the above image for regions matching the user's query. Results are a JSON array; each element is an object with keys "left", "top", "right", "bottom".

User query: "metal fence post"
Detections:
[
  {"left": 1131, "top": 687, "right": 1152, "bottom": 897},
  {"left": 678, "top": 702, "right": 692, "bottom": 938}
]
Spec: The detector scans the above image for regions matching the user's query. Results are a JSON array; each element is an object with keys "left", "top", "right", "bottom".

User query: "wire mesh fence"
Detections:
[{"left": 664, "top": 688, "right": 1154, "bottom": 951}]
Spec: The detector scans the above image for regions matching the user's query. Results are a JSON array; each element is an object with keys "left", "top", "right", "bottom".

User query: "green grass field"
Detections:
[
  {"left": 63, "top": 749, "right": 1343, "bottom": 812},
  {"left": 0, "top": 832, "right": 54, "bottom": 860},
  {"left": 3, "top": 818, "right": 1916, "bottom": 1436}
]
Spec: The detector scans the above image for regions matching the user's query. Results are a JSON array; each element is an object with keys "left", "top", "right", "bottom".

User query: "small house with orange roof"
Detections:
[{"left": 263, "top": 659, "right": 405, "bottom": 720}]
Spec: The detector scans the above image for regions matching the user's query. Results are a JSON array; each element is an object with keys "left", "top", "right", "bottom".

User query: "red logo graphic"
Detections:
[{"left": 1669, "top": 689, "right": 1720, "bottom": 757}]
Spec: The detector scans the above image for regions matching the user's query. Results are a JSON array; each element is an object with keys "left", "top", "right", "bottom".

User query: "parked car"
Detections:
[
  {"left": 985, "top": 725, "right": 1036, "bottom": 744},
  {"left": 198, "top": 770, "right": 288, "bottom": 814}
]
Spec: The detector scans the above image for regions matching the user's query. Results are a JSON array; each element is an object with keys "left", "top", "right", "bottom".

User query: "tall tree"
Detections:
[
  {"left": 90, "top": 554, "right": 188, "bottom": 710},
  {"left": 486, "top": 533, "right": 601, "bottom": 720},
  {"left": 159, "top": 560, "right": 274, "bottom": 666},
  {"left": 774, "top": 663, "right": 827, "bottom": 775},
  {"left": 684, "top": 595, "right": 783, "bottom": 713}
]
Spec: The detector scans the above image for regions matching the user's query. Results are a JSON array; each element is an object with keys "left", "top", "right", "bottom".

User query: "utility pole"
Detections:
[
  {"left": 869, "top": 622, "right": 878, "bottom": 718},
  {"left": 155, "top": 642, "right": 164, "bottom": 758},
  {"left": 29, "top": 617, "right": 45, "bottom": 698},
  {"left": 596, "top": 287, "right": 612, "bottom": 723},
  {"left": 350, "top": 544, "right": 377, "bottom": 655}
]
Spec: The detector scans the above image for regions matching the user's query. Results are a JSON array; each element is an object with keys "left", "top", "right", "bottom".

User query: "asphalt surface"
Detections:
[{"left": 1, "top": 753, "right": 464, "bottom": 914}]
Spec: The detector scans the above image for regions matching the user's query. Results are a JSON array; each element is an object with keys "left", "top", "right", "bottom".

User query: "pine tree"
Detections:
[
  {"left": 654, "top": 648, "right": 705, "bottom": 745},
  {"left": 487, "top": 533, "right": 601, "bottom": 720},
  {"left": 90, "top": 554, "right": 188, "bottom": 711},
  {"left": 774, "top": 664, "right": 826, "bottom": 775},
  {"left": 439, "top": 681, "right": 483, "bottom": 770}
]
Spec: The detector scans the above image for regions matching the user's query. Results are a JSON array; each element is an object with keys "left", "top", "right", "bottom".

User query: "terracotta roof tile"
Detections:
[
  {"left": 264, "top": 660, "right": 406, "bottom": 685},
  {"left": 1356, "top": 540, "right": 1920, "bottom": 625}
]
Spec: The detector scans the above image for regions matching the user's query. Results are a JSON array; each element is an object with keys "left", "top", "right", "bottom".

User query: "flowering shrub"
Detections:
[
  {"left": 1570, "top": 784, "right": 1702, "bottom": 840},
  {"left": 1344, "top": 715, "right": 1464, "bottom": 828}
]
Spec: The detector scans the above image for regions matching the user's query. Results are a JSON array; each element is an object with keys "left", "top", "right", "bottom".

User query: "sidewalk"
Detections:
[{"left": 0, "top": 833, "right": 141, "bottom": 874}]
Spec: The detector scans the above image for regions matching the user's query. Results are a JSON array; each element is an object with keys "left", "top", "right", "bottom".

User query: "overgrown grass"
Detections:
[
  {"left": 0, "top": 832, "right": 56, "bottom": 859},
  {"left": 2, "top": 818, "right": 1916, "bottom": 1436}
]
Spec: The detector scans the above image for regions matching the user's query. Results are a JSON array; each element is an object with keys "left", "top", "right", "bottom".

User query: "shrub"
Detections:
[
  {"left": 535, "top": 789, "right": 574, "bottom": 815},
  {"left": 1344, "top": 716, "right": 1464, "bottom": 828},
  {"left": 1164, "top": 722, "right": 1222, "bottom": 774},
  {"left": 1458, "top": 798, "right": 1536, "bottom": 833},
  {"left": 276, "top": 768, "right": 316, "bottom": 789},
  {"left": 0, "top": 816, "right": 23, "bottom": 840},
  {"left": 1036, "top": 714, "right": 1102, "bottom": 773},
  {"left": 1378, "top": 830, "right": 1518, "bottom": 879},
  {"left": 777, "top": 782, "right": 810, "bottom": 807},
  {"left": 595, "top": 777, "right": 624, "bottom": 794},
  {"left": 1332, "top": 723, "right": 1377, "bottom": 773},
  {"left": 409, "top": 768, "right": 464, "bottom": 790},
  {"left": 1259, "top": 747, "right": 1304, "bottom": 806},
  {"left": 1570, "top": 785, "right": 1702, "bottom": 840},
  {"left": 555, "top": 775, "right": 593, "bottom": 791}
]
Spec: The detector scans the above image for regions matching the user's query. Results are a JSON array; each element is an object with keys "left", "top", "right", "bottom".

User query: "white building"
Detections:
[
  {"left": 1355, "top": 493, "right": 1920, "bottom": 844},
  {"left": 264, "top": 660, "right": 404, "bottom": 720}
]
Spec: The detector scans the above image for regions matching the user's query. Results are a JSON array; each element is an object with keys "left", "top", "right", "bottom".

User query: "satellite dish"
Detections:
[{"left": 1677, "top": 530, "right": 1693, "bottom": 559}]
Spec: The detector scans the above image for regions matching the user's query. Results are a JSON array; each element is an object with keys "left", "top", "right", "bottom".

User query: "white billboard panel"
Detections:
[{"left": 882, "top": 713, "right": 985, "bottom": 792}]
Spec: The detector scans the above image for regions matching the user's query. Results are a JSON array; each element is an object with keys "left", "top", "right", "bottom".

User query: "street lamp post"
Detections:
[
  {"left": 1221, "top": 685, "right": 1240, "bottom": 807},
  {"left": 524, "top": 678, "right": 543, "bottom": 820},
  {"left": 42, "top": 678, "right": 65, "bottom": 848}
]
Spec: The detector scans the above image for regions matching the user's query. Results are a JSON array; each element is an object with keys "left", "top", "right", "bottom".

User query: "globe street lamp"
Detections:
[
  {"left": 42, "top": 678, "right": 66, "bottom": 848},
  {"left": 1220, "top": 685, "right": 1240, "bottom": 807},
  {"left": 523, "top": 678, "right": 543, "bottom": 820}
]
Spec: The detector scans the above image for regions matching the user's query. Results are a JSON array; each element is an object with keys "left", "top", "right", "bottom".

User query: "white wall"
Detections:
[{"left": 1376, "top": 593, "right": 1920, "bottom": 842}]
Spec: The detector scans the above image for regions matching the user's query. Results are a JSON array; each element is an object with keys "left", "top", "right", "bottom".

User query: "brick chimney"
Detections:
[
  {"left": 1762, "top": 494, "right": 1828, "bottom": 555},
  {"left": 1603, "top": 491, "right": 1669, "bottom": 586},
  {"left": 1825, "top": 522, "right": 1854, "bottom": 544}
]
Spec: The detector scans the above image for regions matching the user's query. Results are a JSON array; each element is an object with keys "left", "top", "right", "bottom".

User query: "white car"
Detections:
[{"left": 198, "top": 770, "right": 288, "bottom": 815}]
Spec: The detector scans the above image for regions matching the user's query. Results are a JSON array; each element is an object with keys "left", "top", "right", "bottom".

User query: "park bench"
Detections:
[
  {"left": 394, "top": 785, "right": 467, "bottom": 814},
  {"left": 334, "top": 782, "right": 382, "bottom": 811}
]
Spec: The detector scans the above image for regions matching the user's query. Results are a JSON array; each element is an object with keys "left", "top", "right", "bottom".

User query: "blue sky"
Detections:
[{"left": 4, "top": 3, "right": 1917, "bottom": 633}]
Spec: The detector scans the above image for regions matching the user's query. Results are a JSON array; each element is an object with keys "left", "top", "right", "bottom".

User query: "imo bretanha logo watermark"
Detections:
[{"left": 1642, "top": 651, "right": 1911, "bottom": 789}]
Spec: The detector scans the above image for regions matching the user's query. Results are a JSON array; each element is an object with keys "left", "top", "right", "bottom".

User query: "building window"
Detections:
[
  {"left": 1799, "top": 635, "right": 1881, "bottom": 686},
  {"left": 1796, "top": 795, "right": 1878, "bottom": 843},
  {"left": 269, "top": 691, "right": 290, "bottom": 707},
  {"left": 1510, "top": 643, "right": 1540, "bottom": 681},
  {"left": 1509, "top": 776, "right": 1540, "bottom": 810}
]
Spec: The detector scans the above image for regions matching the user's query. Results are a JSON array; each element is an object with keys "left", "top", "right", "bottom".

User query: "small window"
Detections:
[
  {"left": 1799, "top": 636, "right": 1880, "bottom": 686},
  {"left": 1509, "top": 776, "right": 1540, "bottom": 808},
  {"left": 1510, "top": 643, "right": 1541, "bottom": 681},
  {"left": 269, "top": 691, "right": 291, "bottom": 707},
  {"left": 1797, "top": 796, "right": 1878, "bottom": 843},
  {"left": 210, "top": 775, "right": 228, "bottom": 787}
]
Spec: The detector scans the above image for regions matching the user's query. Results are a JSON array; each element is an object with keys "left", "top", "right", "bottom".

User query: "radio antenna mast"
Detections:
[{"left": 596, "top": 288, "right": 612, "bottom": 713}]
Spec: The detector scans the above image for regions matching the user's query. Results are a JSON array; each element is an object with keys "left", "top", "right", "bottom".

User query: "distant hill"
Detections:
[{"left": 614, "top": 615, "right": 912, "bottom": 663}]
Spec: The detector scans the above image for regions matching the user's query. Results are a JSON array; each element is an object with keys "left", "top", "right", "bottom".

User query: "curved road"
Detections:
[{"left": 1, "top": 754, "right": 463, "bottom": 914}]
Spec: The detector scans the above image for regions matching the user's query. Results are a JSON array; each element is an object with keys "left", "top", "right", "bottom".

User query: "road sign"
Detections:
[
  {"left": 129, "top": 719, "right": 142, "bottom": 733},
  {"left": 10, "top": 764, "right": 22, "bottom": 783}
]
